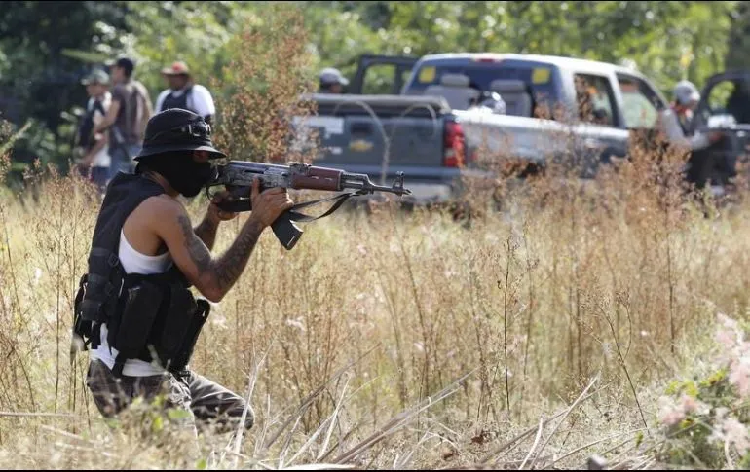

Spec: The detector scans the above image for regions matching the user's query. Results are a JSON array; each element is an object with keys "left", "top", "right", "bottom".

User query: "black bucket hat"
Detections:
[{"left": 134, "top": 108, "right": 226, "bottom": 161}]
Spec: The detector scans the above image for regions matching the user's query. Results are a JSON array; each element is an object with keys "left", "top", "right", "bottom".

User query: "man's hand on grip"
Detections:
[
  {"left": 248, "top": 178, "right": 294, "bottom": 228},
  {"left": 207, "top": 191, "right": 239, "bottom": 224}
]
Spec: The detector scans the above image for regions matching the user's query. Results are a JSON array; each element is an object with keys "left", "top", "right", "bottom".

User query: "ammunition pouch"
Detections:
[
  {"left": 108, "top": 279, "right": 164, "bottom": 377},
  {"left": 73, "top": 248, "right": 125, "bottom": 351},
  {"left": 156, "top": 285, "right": 210, "bottom": 372},
  {"left": 72, "top": 248, "right": 210, "bottom": 378}
]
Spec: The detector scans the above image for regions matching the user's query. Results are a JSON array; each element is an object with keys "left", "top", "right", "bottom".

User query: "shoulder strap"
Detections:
[
  {"left": 94, "top": 98, "right": 105, "bottom": 116},
  {"left": 125, "top": 85, "right": 136, "bottom": 139},
  {"left": 285, "top": 191, "right": 365, "bottom": 223}
]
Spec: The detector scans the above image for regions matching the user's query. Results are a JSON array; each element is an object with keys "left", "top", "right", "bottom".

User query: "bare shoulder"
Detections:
[
  {"left": 128, "top": 195, "right": 185, "bottom": 230},
  {"left": 121, "top": 195, "right": 187, "bottom": 255}
]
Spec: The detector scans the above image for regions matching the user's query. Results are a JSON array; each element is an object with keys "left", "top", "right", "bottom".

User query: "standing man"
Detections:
[
  {"left": 155, "top": 61, "right": 216, "bottom": 124},
  {"left": 658, "top": 80, "right": 724, "bottom": 189},
  {"left": 318, "top": 67, "right": 349, "bottom": 94},
  {"left": 94, "top": 56, "right": 154, "bottom": 178},
  {"left": 76, "top": 70, "right": 112, "bottom": 192},
  {"left": 74, "top": 108, "right": 294, "bottom": 434}
]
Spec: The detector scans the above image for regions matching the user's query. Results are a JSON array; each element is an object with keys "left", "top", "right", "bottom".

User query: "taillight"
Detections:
[
  {"left": 473, "top": 56, "right": 503, "bottom": 63},
  {"left": 444, "top": 121, "right": 466, "bottom": 167}
]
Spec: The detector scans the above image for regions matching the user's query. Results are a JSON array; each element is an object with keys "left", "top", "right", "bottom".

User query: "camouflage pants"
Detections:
[{"left": 86, "top": 359, "right": 254, "bottom": 434}]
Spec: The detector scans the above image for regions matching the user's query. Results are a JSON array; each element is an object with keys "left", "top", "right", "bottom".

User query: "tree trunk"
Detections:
[{"left": 726, "top": 2, "right": 750, "bottom": 70}]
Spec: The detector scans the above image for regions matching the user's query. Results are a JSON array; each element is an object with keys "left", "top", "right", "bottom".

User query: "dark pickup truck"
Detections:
[
  {"left": 293, "top": 53, "right": 673, "bottom": 203},
  {"left": 292, "top": 93, "right": 484, "bottom": 203}
]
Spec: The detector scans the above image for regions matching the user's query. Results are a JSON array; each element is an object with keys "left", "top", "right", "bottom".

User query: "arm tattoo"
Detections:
[
  {"left": 194, "top": 217, "right": 218, "bottom": 251},
  {"left": 177, "top": 213, "right": 263, "bottom": 294},
  {"left": 178, "top": 215, "right": 211, "bottom": 273},
  {"left": 213, "top": 218, "right": 263, "bottom": 290}
]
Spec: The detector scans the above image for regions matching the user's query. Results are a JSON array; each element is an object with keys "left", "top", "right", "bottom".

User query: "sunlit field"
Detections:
[{"left": 1, "top": 152, "right": 749, "bottom": 469}]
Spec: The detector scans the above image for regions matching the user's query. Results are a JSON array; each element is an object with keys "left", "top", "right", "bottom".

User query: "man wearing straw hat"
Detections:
[{"left": 155, "top": 61, "right": 216, "bottom": 124}]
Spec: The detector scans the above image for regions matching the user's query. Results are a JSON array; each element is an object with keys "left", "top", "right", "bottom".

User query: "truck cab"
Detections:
[
  {"left": 398, "top": 54, "right": 669, "bottom": 177},
  {"left": 402, "top": 53, "right": 668, "bottom": 130}
]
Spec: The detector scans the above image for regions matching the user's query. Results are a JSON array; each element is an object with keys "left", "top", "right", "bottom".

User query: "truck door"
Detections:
[{"left": 694, "top": 71, "right": 750, "bottom": 186}]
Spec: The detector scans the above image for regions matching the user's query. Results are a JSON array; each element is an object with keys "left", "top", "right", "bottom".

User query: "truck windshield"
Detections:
[{"left": 405, "top": 62, "right": 560, "bottom": 117}]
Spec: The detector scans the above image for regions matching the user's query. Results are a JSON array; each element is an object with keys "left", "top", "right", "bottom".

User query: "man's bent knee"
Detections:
[
  {"left": 186, "top": 372, "right": 254, "bottom": 431},
  {"left": 86, "top": 359, "right": 131, "bottom": 418}
]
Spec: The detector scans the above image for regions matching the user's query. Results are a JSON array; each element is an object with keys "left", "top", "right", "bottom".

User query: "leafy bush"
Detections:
[{"left": 657, "top": 314, "right": 750, "bottom": 469}]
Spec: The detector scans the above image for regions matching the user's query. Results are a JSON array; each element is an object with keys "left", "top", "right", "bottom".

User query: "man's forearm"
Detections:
[
  {"left": 96, "top": 116, "right": 116, "bottom": 132},
  {"left": 85, "top": 135, "right": 107, "bottom": 162},
  {"left": 179, "top": 214, "right": 265, "bottom": 299},
  {"left": 194, "top": 217, "right": 219, "bottom": 250},
  {"left": 212, "top": 217, "right": 264, "bottom": 292}
]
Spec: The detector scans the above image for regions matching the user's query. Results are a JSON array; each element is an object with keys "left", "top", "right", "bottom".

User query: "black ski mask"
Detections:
[{"left": 139, "top": 152, "right": 216, "bottom": 198}]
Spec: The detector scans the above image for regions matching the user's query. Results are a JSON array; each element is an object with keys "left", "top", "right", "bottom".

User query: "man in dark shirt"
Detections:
[{"left": 94, "top": 56, "right": 154, "bottom": 179}]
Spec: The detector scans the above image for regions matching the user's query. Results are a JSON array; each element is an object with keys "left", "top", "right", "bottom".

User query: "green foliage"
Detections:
[
  {"left": 307, "top": 1, "right": 738, "bottom": 90},
  {"left": 122, "top": 1, "right": 254, "bottom": 98},
  {"left": 659, "top": 369, "right": 740, "bottom": 468},
  {"left": 727, "top": 2, "right": 750, "bottom": 69},
  {"left": 0, "top": 1, "right": 747, "bottom": 171},
  {"left": 657, "top": 320, "right": 750, "bottom": 470}
]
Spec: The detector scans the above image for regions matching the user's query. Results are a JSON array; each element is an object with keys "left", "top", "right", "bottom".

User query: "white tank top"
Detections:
[{"left": 90, "top": 230, "right": 173, "bottom": 377}]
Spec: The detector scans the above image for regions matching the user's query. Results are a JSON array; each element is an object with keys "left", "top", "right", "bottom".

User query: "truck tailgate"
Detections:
[
  {"left": 296, "top": 93, "right": 448, "bottom": 165},
  {"left": 314, "top": 114, "right": 444, "bottom": 167},
  {"left": 291, "top": 93, "right": 492, "bottom": 202}
]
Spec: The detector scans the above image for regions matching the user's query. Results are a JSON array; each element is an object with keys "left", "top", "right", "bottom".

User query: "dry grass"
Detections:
[
  {"left": 1, "top": 8, "right": 748, "bottom": 470},
  {"left": 0, "top": 142, "right": 749, "bottom": 468}
]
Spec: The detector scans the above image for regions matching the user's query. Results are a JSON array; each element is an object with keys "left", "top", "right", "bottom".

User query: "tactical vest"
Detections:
[
  {"left": 160, "top": 86, "right": 195, "bottom": 114},
  {"left": 73, "top": 173, "right": 210, "bottom": 377}
]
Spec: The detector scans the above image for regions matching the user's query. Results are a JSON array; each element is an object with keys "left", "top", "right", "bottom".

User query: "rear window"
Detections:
[{"left": 405, "top": 62, "right": 560, "bottom": 116}]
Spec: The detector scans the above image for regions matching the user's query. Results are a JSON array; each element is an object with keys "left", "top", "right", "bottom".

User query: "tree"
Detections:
[
  {"left": 0, "top": 1, "right": 130, "bottom": 167},
  {"left": 726, "top": 1, "right": 750, "bottom": 70},
  {"left": 0, "top": 0, "right": 746, "bottom": 175}
]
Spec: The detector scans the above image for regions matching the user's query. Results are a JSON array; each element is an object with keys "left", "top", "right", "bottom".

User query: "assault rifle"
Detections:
[{"left": 206, "top": 161, "right": 412, "bottom": 250}]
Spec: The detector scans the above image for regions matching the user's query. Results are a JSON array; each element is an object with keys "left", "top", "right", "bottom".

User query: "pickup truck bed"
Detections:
[
  {"left": 454, "top": 108, "right": 630, "bottom": 177},
  {"left": 294, "top": 93, "right": 492, "bottom": 203}
]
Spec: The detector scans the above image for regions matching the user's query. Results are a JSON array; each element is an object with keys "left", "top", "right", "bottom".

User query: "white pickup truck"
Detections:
[{"left": 295, "top": 53, "right": 672, "bottom": 203}]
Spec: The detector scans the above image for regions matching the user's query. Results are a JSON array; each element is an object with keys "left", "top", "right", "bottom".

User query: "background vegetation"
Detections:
[
  {"left": 1, "top": 1, "right": 749, "bottom": 173},
  {"left": 2, "top": 2, "right": 750, "bottom": 469}
]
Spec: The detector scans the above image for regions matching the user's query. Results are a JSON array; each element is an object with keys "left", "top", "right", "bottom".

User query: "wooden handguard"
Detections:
[{"left": 290, "top": 166, "right": 342, "bottom": 191}]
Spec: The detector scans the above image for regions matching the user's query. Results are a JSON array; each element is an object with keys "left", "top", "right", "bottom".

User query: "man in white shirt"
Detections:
[
  {"left": 155, "top": 61, "right": 216, "bottom": 124},
  {"left": 79, "top": 70, "right": 113, "bottom": 191}
]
